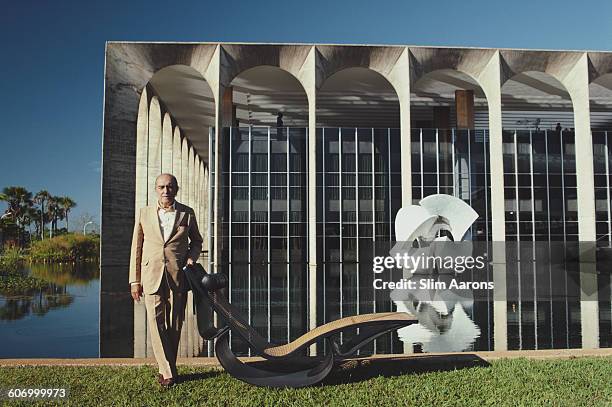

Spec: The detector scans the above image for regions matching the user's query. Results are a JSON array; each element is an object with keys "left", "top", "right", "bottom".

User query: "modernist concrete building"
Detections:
[{"left": 101, "top": 42, "right": 612, "bottom": 357}]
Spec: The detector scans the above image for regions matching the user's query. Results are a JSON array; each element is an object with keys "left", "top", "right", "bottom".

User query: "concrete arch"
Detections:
[
  {"left": 316, "top": 66, "right": 400, "bottom": 128},
  {"left": 135, "top": 88, "right": 149, "bottom": 212},
  {"left": 182, "top": 138, "right": 190, "bottom": 206},
  {"left": 315, "top": 45, "right": 412, "bottom": 208},
  {"left": 161, "top": 113, "right": 173, "bottom": 173},
  {"left": 147, "top": 63, "right": 215, "bottom": 162},
  {"left": 219, "top": 44, "right": 313, "bottom": 90},
  {"left": 587, "top": 53, "right": 612, "bottom": 83},
  {"left": 409, "top": 48, "right": 496, "bottom": 91},
  {"left": 589, "top": 73, "right": 612, "bottom": 130},
  {"left": 411, "top": 68, "right": 490, "bottom": 129},
  {"left": 147, "top": 96, "right": 162, "bottom": 204},
  {"left": 498, "top": 52, "right": 589, "bottom": 136},
  {"left": 501, "top": 70, "right": 574, "bottom": 130},
  {"left": 105, "top": 43, "right": 218, "bottom": 105},
  {"left": 172, "top": 127, "right": 182, "bottom": 192},
  {"left": 315, "top": 45, "right": 407, "bottom": 93},
  {"left": 499, "top": 50, "right": 583, "bottom": 87},
  {"left": 227, "top": 64, "right": 309, "bottom": 126}
]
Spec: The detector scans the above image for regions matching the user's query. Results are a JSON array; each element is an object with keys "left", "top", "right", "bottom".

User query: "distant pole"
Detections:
[{"left": 83, "top": 221, "right": 94, "bottom": 235}]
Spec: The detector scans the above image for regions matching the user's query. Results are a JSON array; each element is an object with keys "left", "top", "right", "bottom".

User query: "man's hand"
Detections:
[
  {"left": 131, "top": 283, "right": 143, "bottom": 302},
  {"left": 186, "top": 258, "right": 195, "bottom": 267}
]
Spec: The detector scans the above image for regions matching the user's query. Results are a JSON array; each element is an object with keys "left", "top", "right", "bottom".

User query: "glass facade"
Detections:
[
  {"left": 411, "top": 129, "right": 492, "bottom": 241},
  {"left": 503, "top": 130, "right": 578, "bottom": 242},
  {"left": 502, "top": 130, "right": 581, "bottom": 350},
  {"left": 211, "top": 127, "right": 308, "bottom": 355},
  {"left": 593, "top": 131, "right": 612, "bottom": 244},
  {"left": 592, "top": 130, "right": 612, "bottom": 348},
  {"left": 207, "top": 126, "right": 610, "bottom": 355},
  {"left": 315, "top": 128, "right": 402, "bottom": 354},
  {"left": 410, "top": 128, "right": 494, "bottom": 351}
]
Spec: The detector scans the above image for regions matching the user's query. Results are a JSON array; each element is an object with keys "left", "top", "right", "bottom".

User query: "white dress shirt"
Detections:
[
  {"left": 157, "top": 201, "right": 177, "bottom": 242},
  {"left": 131, "top": 201, "right": 176, "bottom": 287}
]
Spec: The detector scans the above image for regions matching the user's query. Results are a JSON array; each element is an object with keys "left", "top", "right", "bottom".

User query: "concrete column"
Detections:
[
  {"left": 211, "top": 45, "right": 223, "bottom": 275},
  {"left": 455, "top": 90, "right": 475, "bottom": 129},
  {"left": 181, "top": 138, "right": 189, "bottom": 205},
  {"left": 387, "top": 47, "right": 411, "bottom": 353},
  {"left": 188, "top": 147, "right": 195, "bottom": 208},
  {"left": 194, "top": 155, "right": 201, "bottom": 222},
  {"left": 161, "top": 113, "right": 173, "bottom": 173},
  {"left": 388, "top": 47, "right": 412, "bottom": 206},
  {"left": 295, "top": 47, "right": 318, "bottom": 354},
  {"left": 144, "top": 95, "right": 163, "bottom": 359},
  {"left": 135, "top": 89, "right": 150, "bottom": 211},
  {"left": 478, "top": 51, "right": 507, "bottom": 351},
  {"left": 147, "top": 97, "right": 162, "bottom": 204},
  {"left": 560, "top": 53, "right": 598, "bottom": 348},
  {"left": 172, "top": 127, "right": 182, "bottom": 195},
  {"left": 562, "top": 53, "right": 596, "bottom": 242},
  {"left": 203, "top": 167, "right": 209, "bottom": 254},
  {"left": 133, "top": 88, "right": 149, "bottom": 358},
  {"left": 199, "top": 162, "right": 205, "bottom": 236}
]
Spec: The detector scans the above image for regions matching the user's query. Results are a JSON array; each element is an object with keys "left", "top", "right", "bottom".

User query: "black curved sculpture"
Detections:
[{"left": 184, "top": 264, "right": 417, "bottom": 388}]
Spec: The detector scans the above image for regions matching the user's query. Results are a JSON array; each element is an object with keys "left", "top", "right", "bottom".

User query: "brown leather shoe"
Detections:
[
  {"left": 159, "top": 377, "right": 175, "bottom": 388},
  {"left": 157, "top": 374, "right": 163, "bottom": 384}
]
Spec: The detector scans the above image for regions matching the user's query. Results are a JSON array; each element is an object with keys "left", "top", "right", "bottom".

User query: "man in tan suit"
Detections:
[{"left": 129, "top": 173, "right": 203, "bottom": 388}]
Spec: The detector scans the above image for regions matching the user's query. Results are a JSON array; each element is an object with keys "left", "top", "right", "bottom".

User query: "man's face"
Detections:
[{"left": 155, "top": 175, "right": 178, "bottom": 207}]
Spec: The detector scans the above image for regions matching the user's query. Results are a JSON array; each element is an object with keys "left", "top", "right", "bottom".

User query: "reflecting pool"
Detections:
[{"left": 0, "top": 263, "right": 99, "bottom": 358}]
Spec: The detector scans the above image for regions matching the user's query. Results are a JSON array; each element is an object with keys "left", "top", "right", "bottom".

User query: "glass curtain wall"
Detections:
[
  {"left": 410, "top": 128, "right": 494, "bottom": 351},
  {"left": 316, "top": 128, "right": 402, "bottom": 354},
  {"left": 502, "top": 130, "right": 581, "bottom": 350},
  {"left": 210, "top": 127, "right": 308, "bottom": 356},
  {"left": 592, "top": 130, "right": 612, "bottom": 348},
  {"left": 411, "top": 129, "right": 492, "bottom": 241}
]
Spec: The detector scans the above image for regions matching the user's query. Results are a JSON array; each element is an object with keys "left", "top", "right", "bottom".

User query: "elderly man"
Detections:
[{"left": 129, "top": 173, "right": 203, "bottom": 388}]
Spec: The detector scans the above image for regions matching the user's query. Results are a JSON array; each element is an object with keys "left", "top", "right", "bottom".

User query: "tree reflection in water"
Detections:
[{"left": 0, "top": 262, "right": 98, "bottom": 321}]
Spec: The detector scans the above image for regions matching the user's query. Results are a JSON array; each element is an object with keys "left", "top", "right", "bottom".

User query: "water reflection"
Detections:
[
  {"left": 0, "top": 262, "right": 99, "bottom": 358},
  {"left": 393, "top": 273, "right": 481, "bottom": 353},
  {"left": 0, "top": 263, "right": 97, "bottom": 321}
]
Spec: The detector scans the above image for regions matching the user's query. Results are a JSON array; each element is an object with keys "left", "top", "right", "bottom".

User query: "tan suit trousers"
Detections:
[{"left": 144, "top": 271, "right": 187, "bottom": 379}]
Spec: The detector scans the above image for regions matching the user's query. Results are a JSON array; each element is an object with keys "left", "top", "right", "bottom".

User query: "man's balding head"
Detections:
[{"left": 155, "top": 173, "right": 179, "bottom": 208}]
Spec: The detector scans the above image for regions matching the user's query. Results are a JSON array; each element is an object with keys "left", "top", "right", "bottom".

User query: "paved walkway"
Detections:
[{"left": 1, "top": 348, "right": 610, "bottom": 368}]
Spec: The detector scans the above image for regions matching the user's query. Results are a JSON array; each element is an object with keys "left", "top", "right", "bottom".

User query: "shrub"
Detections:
[
  {"left": 0, "top": 247, "right": 24, "bottom": 275},
  {"left": 28, "top": 234, "right": 100, "bottom": 262},
  {"left": 0, "top": 275, "right": 48, "bottom": 295}
]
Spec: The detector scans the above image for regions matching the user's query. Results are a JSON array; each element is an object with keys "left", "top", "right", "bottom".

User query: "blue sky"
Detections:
[{"left": 0, "top": 0, "right": 611, "bottom": 228}]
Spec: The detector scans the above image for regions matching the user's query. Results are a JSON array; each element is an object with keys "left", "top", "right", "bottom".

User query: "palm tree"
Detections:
[
  {"left": 47, "top": 196, "right": 60, "bottom": 237},
  {"left": 33, "top": 190, "right": 51, "bottom": 239},
  {"left": 23, "top": 207, "right": 40, "bottom": 238},
  {"left": 58, "top": 197, "right": 76, "bottom": 231},
  {"left": 1, "top": 186, "right": 33, "bottom": 246}
]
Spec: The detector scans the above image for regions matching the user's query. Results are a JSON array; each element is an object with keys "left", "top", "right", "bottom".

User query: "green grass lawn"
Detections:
[{"left": 0, "top": 357, "right": 610, "bottom": 406}]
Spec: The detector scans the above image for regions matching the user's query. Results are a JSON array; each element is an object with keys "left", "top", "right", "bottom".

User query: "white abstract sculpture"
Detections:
[{"left": 391, "top": 194, "right": 481, "bottom": 352}]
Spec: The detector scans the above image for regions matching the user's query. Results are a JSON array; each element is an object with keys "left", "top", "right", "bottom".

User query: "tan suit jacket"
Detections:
[{"left": 129, "top": 201, "right": 203, "bottom": 294}]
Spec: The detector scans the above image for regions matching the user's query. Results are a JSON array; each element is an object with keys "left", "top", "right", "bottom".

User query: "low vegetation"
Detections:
[
  {"left": 0, "top": 275, "right": 49, "bottom": 296},
  {"left": 27, "top": 234, "right": 99, "bottom": 263},
  {"left": 0, "top": 247, "right": 24, "bottom": 274}
]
